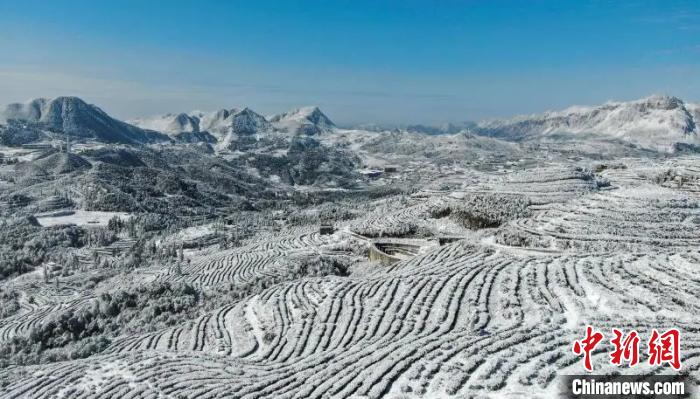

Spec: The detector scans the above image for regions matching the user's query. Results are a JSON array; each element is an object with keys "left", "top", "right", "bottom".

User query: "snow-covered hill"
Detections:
[
  {"left": 2, "top": 97, "right": 169, "bottom": 144},
  {"left": 197, "top": 108, "right": 272, "bottom": 149},
  {"left": 196, "top": 108, "right": 272, "bottom": 137},
  {"left": 129, "top": 113, "right": 201, "bottom": 135},
  {"left": 269, "top": 106, "right": 335, "bottom": 135},
  {"left": 130, "top": 106, "right": 334, "bottom": 148},
  {"left": 476, "top": 95, "right": 699, "bottom": 150},
  {"left": 131, "top": 107, "right": 274, "bottom": 148},
  {"left": 5, "top": 95, "right": 698, "bottom": 152}
]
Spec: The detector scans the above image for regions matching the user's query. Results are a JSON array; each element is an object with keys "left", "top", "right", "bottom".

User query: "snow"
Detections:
[
  {"left": 477, "top": 95, "right": 699, "bottom": 150},
  {"left": 129, "top": 113, "right": 200, "bottom": 134},
  {"left": 35, "top": 210, "right": 131, "bottom": 227},
  {"left": 270, "top": 106, "right": 335, "bottom": 135},
  {"left": 160, "top": 224, "right": 215, "bottom": 246},
  {"left": 2, "top": 95, "right": 700, "bottom": 399},
  {"left": 130, "top": 107, "right": 275, "bottom": 150}
]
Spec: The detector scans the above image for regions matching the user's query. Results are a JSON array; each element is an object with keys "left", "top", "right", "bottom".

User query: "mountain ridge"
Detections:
[
  {"left": 1, "top": 96, "right": 170, "bottom": 145},
  {"left": 129, "top": 105, "right": 335, "bottom": 148},
  {"left": 475, "top": 95, "right": 699, "bottom": 149},
  {"left": 3, "top": 94, "right": 699, "bottom": 151},
  {"left": 269, "top": 106, "right": 336, "bottom": 135}
]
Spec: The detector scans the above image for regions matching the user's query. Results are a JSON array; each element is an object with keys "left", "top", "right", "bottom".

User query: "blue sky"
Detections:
[{"left": 0, "top": 0, "right": 698, "bottom": 125}]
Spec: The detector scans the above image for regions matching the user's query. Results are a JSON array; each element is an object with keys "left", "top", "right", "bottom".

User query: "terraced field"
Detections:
[
  {"left": 159, "top": 229, "right": 342, "bottom": 287},
  {"left": 495, "top": 185, "right": 700, "bottom": 252},
  {"left": 1, "top": 159, "right": 699, "bottom": 398}
]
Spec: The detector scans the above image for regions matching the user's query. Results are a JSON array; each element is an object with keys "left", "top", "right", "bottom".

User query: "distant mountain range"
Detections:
[
  {"left": 0, "top": 97, "right": 336, "bottom": 149},
  {"left": 475, "top": 95, "right": 699, "bottom": 149},
  {"left": 268, "top": 106, "right": 335, "bottom": 136},
  {"left": 1, "top": 95, "right": 698, "bottom": 151},
  {"left": 129, "top": 105, "right": 336, "bottom": 148},
  {"left": 349, "top": 122, "right": 476, "bottom": 135},
  {"left": 348, "top": 95, "right": 699, "bottom": 149}
]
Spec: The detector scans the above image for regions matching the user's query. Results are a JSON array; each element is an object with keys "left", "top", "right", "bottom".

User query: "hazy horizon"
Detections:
[{"left": 1, "top": 0, "right": 699, "bottom": 125}]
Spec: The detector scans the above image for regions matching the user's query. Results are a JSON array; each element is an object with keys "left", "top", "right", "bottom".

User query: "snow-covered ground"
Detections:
[
  {"left": 35, "top": 210, "right": 131, "bottom": 227},
  {"left": 1, "top": 94, "right": 699, "bottom": 398},
  {"left": 2, "top": 155, "right": 698, "bottom": 398}
]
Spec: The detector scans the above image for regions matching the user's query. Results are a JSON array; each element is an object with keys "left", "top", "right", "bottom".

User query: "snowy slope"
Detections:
[
  {"left": 688, "top": 101, "right": 700, "bottom": 123},
  {"left": 132, "top": 105, "right": 335, "bottom": 147},
  {"left": 2, "top": 97, "right": 169, "bottom": 144},
  {"left": 477, "top": 95, "right": 699, "bottom": 149},
  {"left": 270, "top": 106, "right": 335, "bottom": 135},
  {"left": 129, "top": 113, "right": 201, "bottom": 134},
  {"left": 193, "top": 107, "right": 272, "bottom": 137},
  {"left": 131, "top": 107, "right": 273, "bottom": 148},
  {"left": 200, "top": 107, "right": 272, "bottom": 149}
]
